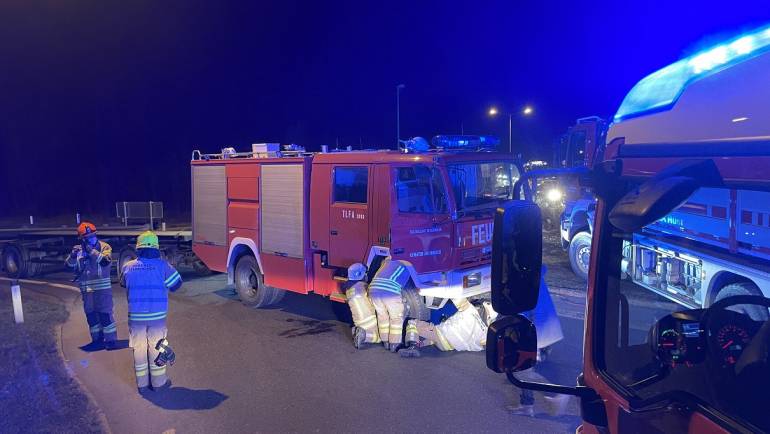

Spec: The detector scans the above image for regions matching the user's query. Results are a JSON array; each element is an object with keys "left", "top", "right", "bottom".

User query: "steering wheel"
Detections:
[
  {"left": 702, "top": 295, "right": 770, "bottom": 373},
  {"left": 702, "top": 295, "right": 770, "bottom": 429}
]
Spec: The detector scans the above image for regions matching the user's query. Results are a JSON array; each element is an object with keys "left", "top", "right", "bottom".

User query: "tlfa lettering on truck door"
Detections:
[{"left": 471, "top": 222, "right": 493, "bottom": 246}]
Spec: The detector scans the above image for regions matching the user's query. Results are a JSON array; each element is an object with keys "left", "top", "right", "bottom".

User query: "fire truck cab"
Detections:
[
  {"left": 191, "top": 138, "right": 519, "bottom": 315},
  {"left": 488, "top": 25, "right": 770, "bottom": 433}
]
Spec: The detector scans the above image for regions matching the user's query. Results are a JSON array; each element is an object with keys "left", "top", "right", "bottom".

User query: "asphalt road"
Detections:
[{"left": 23, "top": 234, "right": 595, "bottom": 434}]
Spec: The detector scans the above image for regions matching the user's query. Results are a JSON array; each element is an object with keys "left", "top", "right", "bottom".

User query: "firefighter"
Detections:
[
  {"left": 65, "top": 222, "right": 117, "bottom": 349},
  {"left": 345, "top": 263, "right": 381, "bottom": 348},
  {"left": 120, "top": 231, "right": 182, "bottom": 392},
  {"left": 369, "top": 257, "right": 410, "bottom": 352},
  {"left": 400, "top": 298, "right": 491, "bottom": 357}
]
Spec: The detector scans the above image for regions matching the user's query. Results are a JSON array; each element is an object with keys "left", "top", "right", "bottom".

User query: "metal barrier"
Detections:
[{"left": 115, "top": 202, "right": 163, "bottom": 228}]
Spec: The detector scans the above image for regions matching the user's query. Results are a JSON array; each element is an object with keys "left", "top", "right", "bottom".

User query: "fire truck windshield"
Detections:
[
  {"left": 598, "top": 185, "right": 770, "bottom": 431},
  {"left": 448, "top": 162, "right": 519, "bottom": 211}
]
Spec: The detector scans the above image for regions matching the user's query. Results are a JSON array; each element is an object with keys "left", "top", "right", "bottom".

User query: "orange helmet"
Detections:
[{"left": 77, "top": 222, "right": 97, "bottom": 239}]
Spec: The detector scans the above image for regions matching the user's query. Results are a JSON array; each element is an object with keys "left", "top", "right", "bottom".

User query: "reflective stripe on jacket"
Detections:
[
  {"left": 369, "top": 259, "right": 409, "bottom": 294},
  {"left": 66, "top": 241, "right": 112, "bottom": 286}
]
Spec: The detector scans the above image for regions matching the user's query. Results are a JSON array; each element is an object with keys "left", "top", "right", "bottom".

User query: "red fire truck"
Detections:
[
  {"left": 191, "top": 138, "right": 519, "bottom": 316},
  {"left": 488, "top": 24, "right": 770, "bottom": 432}
]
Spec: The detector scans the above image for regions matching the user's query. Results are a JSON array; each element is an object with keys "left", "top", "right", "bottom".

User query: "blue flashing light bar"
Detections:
[
  {"left": 431, "top": 135, "right": 500, "bottom": 150},
  {"left": 614, "top": 24, "right": 770, "bottom": 122}
]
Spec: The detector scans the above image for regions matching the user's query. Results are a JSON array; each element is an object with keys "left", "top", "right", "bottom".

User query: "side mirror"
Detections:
[
  {"left": 608, "top": 176, "right": 698, "bottom": 233},
  {"left": 486, "top": 314, "right": 538, "bottom": 373},
  {"left": 608, "top": 159, "right": 722, "bottom": 233},
  {"left": 491, "top": 201, "right": 542, "bottom": 314}
]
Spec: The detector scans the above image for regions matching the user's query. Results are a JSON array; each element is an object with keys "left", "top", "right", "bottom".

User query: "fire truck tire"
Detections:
[
  {"left": 402, "top": 284, "right": 430, "bottom": 321},
  {"left": 118, "top": 247, "right": 137, "bottom": 278},
  {"left": 234, "top": 255, "right": 281, "bottom": 308},
  {"left": 715, "top": 282, "right": 769, "bottom": 321},
  {"left": 331, "top": 300, "right": 354, "bottom": 324},
  {"left": 569, "top": 231, "right": 592, "bottom": 282},
  {"left": 2, "top": 244, "right": 28, "bottom": 278}
]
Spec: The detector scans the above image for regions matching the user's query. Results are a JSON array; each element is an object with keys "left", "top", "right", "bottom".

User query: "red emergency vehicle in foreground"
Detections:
[
  {"left": 488, "top": 24, "right": 770, "bottom": 433},
  {"left": 191, "top": 138, "right": 519, "bottom": 317}
]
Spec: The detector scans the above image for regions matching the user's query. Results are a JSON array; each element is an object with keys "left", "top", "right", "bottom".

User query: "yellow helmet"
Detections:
[{"left": 136, "top": 231, "right": 159, "bottom": 249}]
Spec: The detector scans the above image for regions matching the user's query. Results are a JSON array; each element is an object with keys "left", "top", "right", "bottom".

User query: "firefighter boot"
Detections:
[
  {"left": 352, "top": 327, "right": 367, "bottom": 349},
  {"left": 400, "top": 320, "right": 421, "bottom": 358}
]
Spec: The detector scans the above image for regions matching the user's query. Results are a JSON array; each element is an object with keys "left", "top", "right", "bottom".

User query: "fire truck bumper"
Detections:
[{"left": 416, "top": 265, "right": 491, "bottom": 300}]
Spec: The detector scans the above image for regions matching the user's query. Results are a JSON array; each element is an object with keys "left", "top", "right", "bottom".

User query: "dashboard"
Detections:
[{"left": 654, "top": 308, "right": 763, "bottom": 371}]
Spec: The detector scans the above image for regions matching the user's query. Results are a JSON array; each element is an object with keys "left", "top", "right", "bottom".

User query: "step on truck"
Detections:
[
  {"left": 488, "top": 24, "right": 770, "bottom": 433},
  {"left": 191, "top": 138, "right": 520, "bottom": 317}
]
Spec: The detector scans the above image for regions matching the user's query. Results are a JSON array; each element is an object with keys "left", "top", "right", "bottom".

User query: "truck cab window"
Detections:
[
  {"left": 598, "top": 186, "right": 770, "bottom": 431},
  {"left": 333, "top": 167, "right": 368, "bottom": 204},
  {"left": 395, "top": 166, "right": 447, "bottom": 214},
  {"left": 448, "top": 162, "right": 519, "bottom": 211}
]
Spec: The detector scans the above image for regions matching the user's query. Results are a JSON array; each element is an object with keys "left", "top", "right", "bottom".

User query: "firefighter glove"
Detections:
[{"left": 154, "top": 338, "right": 176, "bottom": 367}]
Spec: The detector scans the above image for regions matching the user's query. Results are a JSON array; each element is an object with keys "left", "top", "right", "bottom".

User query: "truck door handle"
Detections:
[{"left": 330, "top": 230, "right": 338, "bottom": 236}]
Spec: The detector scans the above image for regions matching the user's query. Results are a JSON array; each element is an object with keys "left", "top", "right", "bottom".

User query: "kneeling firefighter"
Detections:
[
  {"left": 120, "top": 231, "right": 182, "bottom": 392},
  {"left": 345, "top": 263, "right": 381, "bottom": 348},
  {"left": 65, "top": 222, "right": 117, "bottom": 349},
  {"left": 400, "top": 298, "right": 496, "bottom": 358},
  {"left": 369, "top": 257, "right": 410, "bottom": 352}
]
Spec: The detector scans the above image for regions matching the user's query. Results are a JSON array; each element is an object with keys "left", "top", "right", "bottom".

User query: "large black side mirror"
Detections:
[
  {"left": 491, "top": 200, "right": 542, "bottom": 314},
  {"left": 486, "top": 314, "right": 538, "bottom": 373},
  {"left": 608, "top": 176, "right": 698, "bottom": 233},
  {"left": 608, "top": 159, "right": 721, "bottom": 233}
]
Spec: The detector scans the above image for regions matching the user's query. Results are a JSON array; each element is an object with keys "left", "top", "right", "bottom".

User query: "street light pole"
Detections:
[
  {"left": 396, "top": 84, "right": 405, "bottom": 147},
  {"left": 488, "top": 105, "right": 533, "bottom": 154},
  {"left": 508, "top": 114, "right": 512, "bottom": 154}
]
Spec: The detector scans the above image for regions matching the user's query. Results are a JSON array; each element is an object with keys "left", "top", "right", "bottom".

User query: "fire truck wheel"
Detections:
[
  {"left": 2, "top": 244, "right": 28, "bottom": 278},
  {"left": 119, "top": 247, "right": 137, "bottom": 278},
  {"left": 331, "top": 300, "right": 353, "bottom": 324},
  {"left": 715, "top": 282, "right": 769, "bottom": 321},
  {"left": 402, "top": 284, "right": 430, "bottom": 321},
  {"left": 568, "top": 231, "right": 592, "bottom": 282},
  {"left": 234, "top": 255, "right": 281, "bottom": 307}
]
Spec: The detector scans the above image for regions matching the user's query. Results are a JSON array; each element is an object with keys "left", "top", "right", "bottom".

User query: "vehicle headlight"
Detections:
[
  {"left": 463, "top": 272, "right": 482, "bottom": 288},
  {"left": 546, "top": 188, "right": 563, "bottom": 202}
]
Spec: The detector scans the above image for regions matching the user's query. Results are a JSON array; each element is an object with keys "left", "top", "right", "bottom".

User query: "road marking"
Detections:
[{"left": 0, "top": 277, "right": 79, "bottom": 293}]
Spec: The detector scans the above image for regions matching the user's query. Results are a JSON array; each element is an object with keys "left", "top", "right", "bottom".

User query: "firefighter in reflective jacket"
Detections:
[
  {"left": 369, "top": 258, "right": 410, "bottom": 352},
  {"left": 120, "top": 231, "right": 182, "bottom": 392},
  {"left": 400, "top": 298, "right": 494, "bottom": 358},
  {"left": 65, "top": 222, "right": 117, "bottom": 349},
  {"left": 345, "top": 263, "right": 381, "bottom": 348}
]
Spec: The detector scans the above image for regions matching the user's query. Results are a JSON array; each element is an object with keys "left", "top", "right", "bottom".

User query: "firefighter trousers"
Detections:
[
  {"left": 370, "top": 290, "right": 404, "bottom": 345},
  {"left": 345, "top": 284, "right": 381, "bottom": 343},
  {"left": 128, "top": 319, "right": 168, "bottom": 389},
  {"left": 82, "top": 290, "right": 117, "bottom": 344},
  {"left": 410, "top": 320, "right": 454, "bottom": 351}
]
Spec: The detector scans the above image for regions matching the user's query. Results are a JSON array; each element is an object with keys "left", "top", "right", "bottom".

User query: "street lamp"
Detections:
[
  {"left": 396, "top": 84, "right": 406, "bottom": 147},
  {"left": 488, "top": 105, "right": 534, "bottom": 153}
]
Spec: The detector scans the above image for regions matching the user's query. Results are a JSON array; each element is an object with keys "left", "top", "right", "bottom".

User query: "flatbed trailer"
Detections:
[{"left": 0, "top": 224, "right": 207, "bottom": 279}]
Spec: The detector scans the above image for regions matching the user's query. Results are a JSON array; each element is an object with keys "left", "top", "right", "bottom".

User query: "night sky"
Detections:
[{"left": 1, "top": 1, "right": 768, "bottom": 221}]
